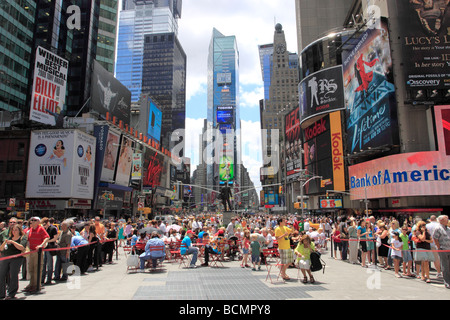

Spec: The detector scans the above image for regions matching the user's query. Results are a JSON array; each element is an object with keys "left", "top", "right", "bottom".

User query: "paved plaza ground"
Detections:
[{"left": 16, "top": 246, "right": 449, "bottom": 302}]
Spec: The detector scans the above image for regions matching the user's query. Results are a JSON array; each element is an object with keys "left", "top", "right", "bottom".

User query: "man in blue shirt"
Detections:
[
  {"left": 71, "top": 235, "right": 89, "bottom": 274},
  {"left": 139, "top": 232, "right": 166, "bottom": 270},
  {"left": 180, "top": 230, "right": 198, "bottom": 268}
]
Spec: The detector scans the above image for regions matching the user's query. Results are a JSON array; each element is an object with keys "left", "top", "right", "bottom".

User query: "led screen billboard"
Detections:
[
  {"left": 342, "top": 19, "right": 398, "bottom": 154},
  {"left": 147, "top": 98, "right": 162, "bottom": 143},
  {"left": 299, "top": 65, "right": 345, "bottom": 125},
  {"left": 217, "top": 109, "right": 234, "bottom": 124},
  {"left": 219, "top": 155, "right": 234, "bottom": 183},
  {"left": 349, "top": 104, "right": 450, "bottom": 200}
]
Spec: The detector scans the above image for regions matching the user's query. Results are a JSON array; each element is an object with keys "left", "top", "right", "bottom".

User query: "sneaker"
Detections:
[
  {"left": 258, "top": 266, "right": 261, "bottom": 271},
  {"left": 252, "top": 268, "right": 256, "bottom": 271},
  {"left": 189, "top": 265, "right": 197, "bottom": 268},
  {"left": 201, "top": 262, "right": 208, "bottom": 267}
]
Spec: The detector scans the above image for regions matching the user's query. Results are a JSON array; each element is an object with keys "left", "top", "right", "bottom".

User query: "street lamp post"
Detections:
[{"left": 295, "top": 169, "right": 322, "bottom": 217}]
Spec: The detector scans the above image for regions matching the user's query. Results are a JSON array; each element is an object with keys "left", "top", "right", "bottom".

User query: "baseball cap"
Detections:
[{"left": 187, "top": 230, "right": 195, "bottom": 235}]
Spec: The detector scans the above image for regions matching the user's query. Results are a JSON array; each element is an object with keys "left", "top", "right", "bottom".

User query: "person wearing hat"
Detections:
[
  {"left": 23, "top": 217, "right": 49, "bottom": 292},
  {"left": 180, "top": 230, "right": 198, "bottom": 268}
]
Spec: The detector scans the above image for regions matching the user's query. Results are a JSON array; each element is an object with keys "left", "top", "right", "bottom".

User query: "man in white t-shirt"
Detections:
[
  {"left": 262, "top": 228, "right": 273, "bottom": 249},
  {"left": 304, "top": 219, "right": 310, "bottom": 232},
  {"left": 427, "top": 215, "right": 442, "bottom": 277}
]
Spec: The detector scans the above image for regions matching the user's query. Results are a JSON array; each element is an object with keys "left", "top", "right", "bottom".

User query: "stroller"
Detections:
[{"left": 227, "top": 236, "right": 241, "bottom": 261}]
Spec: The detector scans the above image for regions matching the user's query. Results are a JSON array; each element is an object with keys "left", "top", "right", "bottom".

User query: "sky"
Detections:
[{"left": 176, "top": 0, "right": 298, "bottom": 191}]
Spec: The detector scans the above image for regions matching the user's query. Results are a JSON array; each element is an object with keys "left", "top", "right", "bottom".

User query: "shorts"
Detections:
[
  {"left": 242, "top": 248, "right": 249, "bottom": 255},
  {"left": 278, "top": 249, "right": 294, "bottom": 265},
  {"left": 360, "top": 241, "right": 367, "bottom": 252},
  {"left": 334, "top": 241, "right": 342, "bottom": 250},
  {"left": 251, "top": 255, "right": 260, "bottom": 263},
  {"left": 392, "top": 255, "right": 402, "bottom": 260}
]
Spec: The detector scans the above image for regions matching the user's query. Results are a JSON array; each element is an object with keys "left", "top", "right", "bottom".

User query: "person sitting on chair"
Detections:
[
  {"left": 201, "top": 233, "right": 220, "bottom": 267},
  {"left": 180, "top": 230, "right": 198, "bottom": 268},
  {"left": 139, "top": 232, "right": 166, "bottom": 271}
]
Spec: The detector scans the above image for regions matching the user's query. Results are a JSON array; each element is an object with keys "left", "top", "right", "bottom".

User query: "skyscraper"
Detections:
[
  {"left": 206, "top": 28, "right": 241, "bottom": 204},
  {"left": 142, "top": 32, "right": 186, "bottom": 151},
  {"left": 259, "top": 24, "right": 299, "bottom": 213},
  {"left": 115, "top": 0, "right": 182, "bottom": 103}
]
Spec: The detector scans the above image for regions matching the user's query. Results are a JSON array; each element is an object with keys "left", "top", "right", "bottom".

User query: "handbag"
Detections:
[
  {"left": 310, "top": 251, "right": 326, "bottom": 273},
  {"left": 127, "top": 253, "right": 140, "bottom": 268},
  {"left": 376, "top": 236, "right": 382, "bottom": 248}
]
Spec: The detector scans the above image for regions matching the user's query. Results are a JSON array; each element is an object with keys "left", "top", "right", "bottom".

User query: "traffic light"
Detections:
[
  {"left": 279, "top": 186, "right": 283, "bottom": 194},
  {"left": 25, "top": 202, "right": 29, "bottom": 211},
  {"left": 326, "top": 191, "right": 329, "bottom": 199}
]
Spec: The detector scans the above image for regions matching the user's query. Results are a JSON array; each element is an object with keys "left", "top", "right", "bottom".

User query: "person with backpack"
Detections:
[{"left": 294, "top": 234, "right": 316, "bottom": 283}]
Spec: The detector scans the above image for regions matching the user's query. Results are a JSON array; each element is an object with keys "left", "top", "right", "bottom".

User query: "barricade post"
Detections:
[{"left": 37, "top": 247, "right": 42, "bottom": 292}]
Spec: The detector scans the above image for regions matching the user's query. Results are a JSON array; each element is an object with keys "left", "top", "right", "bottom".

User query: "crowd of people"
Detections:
[{"left": 0, "top": 211, "right": 449, "bottom": 299}]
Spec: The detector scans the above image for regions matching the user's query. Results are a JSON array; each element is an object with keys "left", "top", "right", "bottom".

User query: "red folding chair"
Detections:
[
  {"left": 146, "top": 245, "right": 166, "bottom": 272},
  {"left": 208, "top": 244, "right": 225, "bottom": 268},
  {"left": 178, "top": 244, "right": 192, "bottom": 268},
  {"left": 167, "top": 240, "right": 181, "bottom": 263},
  {"left": 264, "top": 257, "right": 285, "bottom": 284}
]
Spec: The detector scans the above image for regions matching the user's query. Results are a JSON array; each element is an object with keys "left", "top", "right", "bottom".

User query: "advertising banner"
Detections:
[
  {"left": 30, "top": 46, "right": 68, "bottom": 126},
  {"left": 284, "top": 106, "right": 302, "bottom": 181},
  {"left": 143, "top": 147, "right": 164, "bottom": 188},
  {"left": 100, "top": 129, "right": 120, "bottom": 182},
  {"left": 302, "top": 114, "right": 336, "bottom": 194},
  {"left": 349, "top": 104, "right": 450, "bottom": 200},
  {"left": 329, "top": 111, "right": 345, "bottom": 191},
  {"left": 397, "top": 0, "right": 450, "bottom": 92},
  {"left": 131, "top": 153, "right": 142, "bottom": 180},
  {"left": 219, "top": 155, "right": 234, "bottom": 183},
  {"left": 299, "top": 65, "right": 345, "bottom": 125},
  {"left": 26, "top": 129, "right": 96, "bottom": 199},
  {"left": 147, "top": 98, "right": 162, "bottom": 143},
  {"left": 91, "top": 60, "right": 131, "bottom": 126},
  {"left": 114, "top": 135, "right": 134, "bottom": 186},
  {"left": 342, "top": 19, "right": 398, "bottom": 154}
]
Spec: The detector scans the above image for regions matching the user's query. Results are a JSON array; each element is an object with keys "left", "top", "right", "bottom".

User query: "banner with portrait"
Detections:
[{"left": 114, "top": 135, "right": 134, "bottom": 186}]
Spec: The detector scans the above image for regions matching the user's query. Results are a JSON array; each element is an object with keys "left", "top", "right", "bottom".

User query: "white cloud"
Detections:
[{"left": 240, "top": 86, "right": 264, "bottom": 109}]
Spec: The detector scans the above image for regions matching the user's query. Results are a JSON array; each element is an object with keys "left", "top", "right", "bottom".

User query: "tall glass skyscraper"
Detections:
[
  {"left": 142, "top": 31, "right": 186, "bottom": 151},
  {"left": 206, "top": 28, "right": 241, "bottom": 197},
  {"left": 115, "top": 0, "right": 182, "bottom": 103},
  {"left": 0, "top": 0, "right": 36, "bottom": 114}
]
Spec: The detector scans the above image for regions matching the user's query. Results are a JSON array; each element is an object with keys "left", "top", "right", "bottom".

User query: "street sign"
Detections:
[
  {"left": 9, "top": 198, "right": 15, "bottom": 207},
  {"left": 138, "top": 202, "right": 144, "bottom": 211}
]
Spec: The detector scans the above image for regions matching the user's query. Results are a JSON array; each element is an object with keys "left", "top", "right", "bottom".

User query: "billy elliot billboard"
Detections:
[
  {"left": 284, "top": 106, "right": 302, "bottom": 181},
  {"left": 396, "top": 0, "right": 450, "bottom": 98},
  {"left": 30, "top": 46, "right": 68, "bottom": 126},
  {"left": 302, "top": 111, "right": 345, "bottom": 195},
  {"left": 342, "top": 18, "right": 398, "bottom": 154},
  {"left": 299, "top": 65, "right": 345, "bottom": 125},
  {"left": 91, "top": 60, "right": 131, "bottom": 126}
]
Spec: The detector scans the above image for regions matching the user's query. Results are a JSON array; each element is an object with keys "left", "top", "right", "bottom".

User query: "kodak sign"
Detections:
[{"left": 330, "top": 111, "right": 345, "bottom": 191}]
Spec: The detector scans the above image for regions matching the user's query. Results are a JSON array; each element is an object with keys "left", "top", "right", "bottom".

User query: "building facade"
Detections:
[{"left": 259, "top": 24, "right": 299, "bottom": 214}]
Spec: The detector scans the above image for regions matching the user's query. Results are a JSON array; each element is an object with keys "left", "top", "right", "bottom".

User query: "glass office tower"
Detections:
[
  {"left": 115, "top": 0, "right": 181, "bottom": 103},
  {"left": 206, "top": 28, "right": 241, "bottom": 199},
  {"left": 0, "top": 0, "right": 36, "bottom": 115},
  {"left": 142, "top": 32, "right": 186, "bottom": 151}
]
